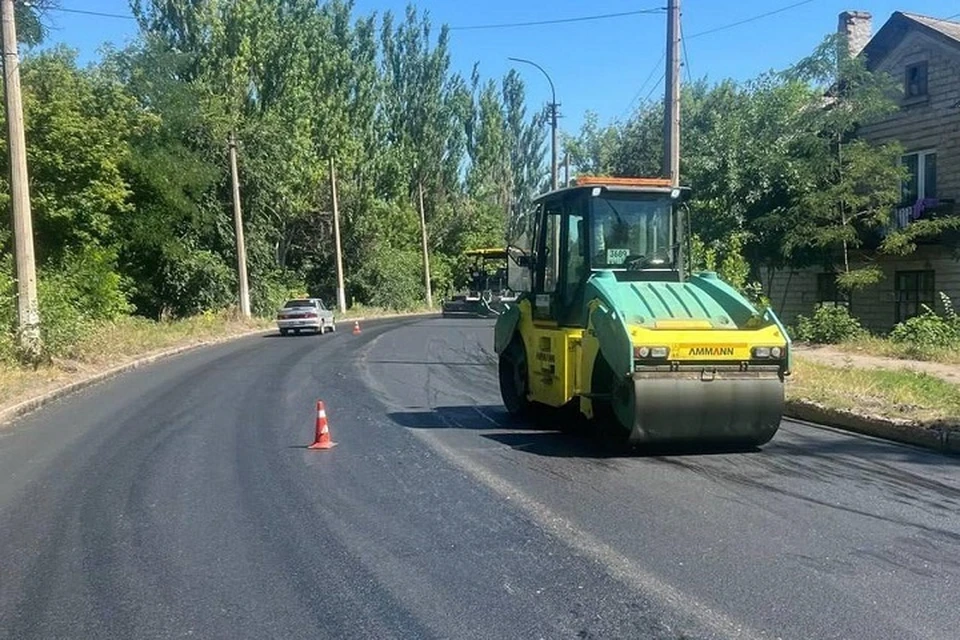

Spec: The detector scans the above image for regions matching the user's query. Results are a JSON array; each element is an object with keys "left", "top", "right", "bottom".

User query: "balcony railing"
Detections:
[{"left": 889, "top": 197, "right": 956, "bottom": 231}]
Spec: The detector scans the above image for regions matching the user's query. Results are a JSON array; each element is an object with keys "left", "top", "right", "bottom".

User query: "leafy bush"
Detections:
[
  {"left": 889, "top": 292, "right": 960, "bottom": 353},
  {"left": 156, "top": 248, "right": 235, "bottom": 319},
  {"left": 793, "top": 303, "right": 866, "bottom": 344},
  {"left": 251, "top": 270, "right": 304, "bottom": 317},
  {"left": 353, "top": 248, "right": 425, "bottom": 311}
]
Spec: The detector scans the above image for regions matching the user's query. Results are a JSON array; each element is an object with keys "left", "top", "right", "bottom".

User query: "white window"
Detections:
[{"left": 900, "top": 150, "right": 937, "bottom": 205}]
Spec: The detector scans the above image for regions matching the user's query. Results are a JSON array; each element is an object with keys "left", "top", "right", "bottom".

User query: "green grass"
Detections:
[{"left": 788, "top": 358, "right": 960, "bottom": 424}]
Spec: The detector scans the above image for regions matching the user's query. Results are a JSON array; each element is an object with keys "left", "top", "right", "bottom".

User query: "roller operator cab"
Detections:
[{"left": 493, "top": 177, "right": 792, "bottom": 449}]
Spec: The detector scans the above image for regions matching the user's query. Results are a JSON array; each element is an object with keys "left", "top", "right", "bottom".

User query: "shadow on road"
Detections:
[
  {"left": 262, "top": 332, "right": 327, "bottom": 338},
  {"left": 367, "top": 360, "right": 492, "bottom": 367},
  {"left": 387, "top": 404, "right": 762, "bottom": 460}
]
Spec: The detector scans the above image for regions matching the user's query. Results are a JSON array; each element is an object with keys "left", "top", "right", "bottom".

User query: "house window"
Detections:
[
  {"left": 817, "top": 273, "right": 850, "bottom": 308},
  {"left": 900, "top": 150, "right": 937, "bottom": 205},
  {"left": 895, "top": 270, "right": 935, "bottom": 323},
  {"left": 905, "top": 61, "right": 928, "bottom": 98}
]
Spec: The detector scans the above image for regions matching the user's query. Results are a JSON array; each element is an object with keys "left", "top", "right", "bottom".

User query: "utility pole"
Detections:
[
  {"left": 2, "top": 0, "right": 40, "bottom": 360},
  {"left": 417, "top": 182, "right": 433, "bottom": 308},
  {"left": 550, "top": 101, "right": 558, "bottom": 191},
  {"left": 228, "top": 132, "right": 251, "bottom": 317},
  {"left": 328, "top": 158, "right": 346, "bottom": 314},
  {"left": 563, "top": 152, "right": 570, "bottom": 187},
  {"left": 508, "top": 57, "right": 558, "bottom": 191},
  {"left": 662, "top": 0, "right": 681, "bottom": 186}
]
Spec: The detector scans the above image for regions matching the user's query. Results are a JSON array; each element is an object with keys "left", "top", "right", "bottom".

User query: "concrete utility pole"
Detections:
[
  {"left": 508, "top": 57, "right": 558, "bottom": 191},
  {"left": 2, "top": 0, "right": 40, "bottom": 360},
  {"left": 328, "top": 158, "right": 346, "bottom": 314},
  {"left": 662, "top": 0, "right": 681, "bottom": 186},
  {"left": 563, "top": 152, "right": 570, "bottom": 187},
  {"left": 228, "top": 132, "right": 251, "bottom": 317},
  {"left": 417, "top": 182, "right": 433, "bottom": 308}
]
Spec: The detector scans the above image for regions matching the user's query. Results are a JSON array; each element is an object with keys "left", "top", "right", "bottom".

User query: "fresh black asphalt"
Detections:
[{"left": 1, "top": 316, "right": 958, "bottom": 639}]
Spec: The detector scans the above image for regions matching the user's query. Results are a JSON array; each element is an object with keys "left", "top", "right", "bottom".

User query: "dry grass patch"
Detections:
[{"left": 788, "top": 358, "right": 960, "bottom": 424}]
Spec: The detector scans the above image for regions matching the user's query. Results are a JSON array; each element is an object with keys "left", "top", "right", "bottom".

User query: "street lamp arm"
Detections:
[{"left": 507, "top": 56, "right": 556, "bottom": 106}]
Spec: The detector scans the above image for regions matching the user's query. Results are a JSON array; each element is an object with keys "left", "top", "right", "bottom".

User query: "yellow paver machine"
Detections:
[
  {"left": 442, "top": 248, "right": 518, "bottom": 318},
  {"left": 494, "top": 176, "right": 791, "bottom": 449}
]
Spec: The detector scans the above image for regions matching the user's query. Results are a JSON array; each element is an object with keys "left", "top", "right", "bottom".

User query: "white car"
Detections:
[{"left": 276, "top": 298, "right": 336, "bottom": 336}]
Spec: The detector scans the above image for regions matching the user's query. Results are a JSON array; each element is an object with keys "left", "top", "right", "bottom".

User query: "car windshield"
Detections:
[
  {"left": 284, "top": 300, "right": 313, "bottom": 308},
  {"left": 590, "top": 194, "right": 674, "bottom": 269}
]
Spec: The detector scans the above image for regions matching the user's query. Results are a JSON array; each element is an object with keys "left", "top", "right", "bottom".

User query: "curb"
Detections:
[
  {"left": 785, "top": 399, "right": 960, "bottom": 454},
  {"left": 0, "top": 310, "right": 439, "bottom": 429}
]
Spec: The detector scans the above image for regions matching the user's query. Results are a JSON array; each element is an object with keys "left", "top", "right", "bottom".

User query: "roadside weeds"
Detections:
[{"left": 786, "top": 356, "right": 960, "bottom": 454}]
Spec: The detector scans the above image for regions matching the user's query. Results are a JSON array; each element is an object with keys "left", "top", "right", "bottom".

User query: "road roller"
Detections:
[{"left": 494, "top": 176, "right": 791, "bottom": 449}]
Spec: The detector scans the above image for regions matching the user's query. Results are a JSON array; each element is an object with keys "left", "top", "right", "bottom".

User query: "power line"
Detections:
[
  {"left": 680, "top": 13, "right": 692, "bottom": 83},
  {"left": 449, "top": 7, "right": 665, "bottom": 32},
  {"left": 944, "top": 12, "right": 960, "bottom": 20},
  {"left": 618, "top": 0, "right": 816, "bottom": 120},
  {"left": 687, "top": 0, "right": 818, "bottom": 39},
  {"left": 43, "top": 6, "right": 136, "bottom": 20},
  {"left": 642, "top": 72, "right": 666, "bottom": 105},
  {"left": 618, "top": 51, "right": 665, "bottom": 121}
]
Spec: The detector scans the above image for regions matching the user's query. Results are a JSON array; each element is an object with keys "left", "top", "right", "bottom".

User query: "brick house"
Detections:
[{"left": 768, "top": 10, "right": 960, "bottom": 333}]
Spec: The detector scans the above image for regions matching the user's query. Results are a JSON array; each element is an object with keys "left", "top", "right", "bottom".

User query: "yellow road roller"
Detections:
[{"left": 494, "top": 176, "right": 791, "bottom": 448}]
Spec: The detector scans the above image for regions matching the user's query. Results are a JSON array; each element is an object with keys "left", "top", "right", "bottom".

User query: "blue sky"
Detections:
[{"left": 37, "top": 0, "right": 958, "bottom": 135}]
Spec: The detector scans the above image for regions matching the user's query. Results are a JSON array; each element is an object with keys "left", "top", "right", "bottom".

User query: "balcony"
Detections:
[{"left": 888, "top": 197, "right": 956, "bottom": 231}]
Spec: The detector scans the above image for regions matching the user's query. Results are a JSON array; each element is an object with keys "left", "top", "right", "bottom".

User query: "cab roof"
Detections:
[
  {"left": 464, "top": 248, "right": 508, "bottom": 258},
  {"left": 532, "top": 176, "right": 682, "bottom": 204}
]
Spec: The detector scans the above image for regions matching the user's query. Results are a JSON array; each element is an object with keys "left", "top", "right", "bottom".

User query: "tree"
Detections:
[{"left": 781, "top": 33, "right": 907, "bottom": 290}]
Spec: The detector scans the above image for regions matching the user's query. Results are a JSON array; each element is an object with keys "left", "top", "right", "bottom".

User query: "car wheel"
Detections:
[{"left": 280, "top": 328, "right": 289, "bottom": 336}]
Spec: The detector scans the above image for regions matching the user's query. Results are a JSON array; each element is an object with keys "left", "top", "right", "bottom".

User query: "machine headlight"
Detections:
[
  {"left": 635, "top": 346, "right": 669, "bottom": 359},
  {"left": 752, "top": 346, "right": 784, "bottom": 359}
]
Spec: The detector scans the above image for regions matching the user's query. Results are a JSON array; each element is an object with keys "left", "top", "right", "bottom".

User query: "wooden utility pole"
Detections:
[
  {"left": 2, "top": 0, "right": 40, "bottom": 360},
  {"left": 328, "top": 158, "right": 346, "bottom": 314},
  {"left": 228, "top": 132, "right": 251, "bottom": 317},
  {"left": 417, "top": 182, "right": 433, "bottom": 308},
  {"left": 662, "top": 0, "right": 681, "bottom": 186},
  {"left": 550, "top": 101, "right": 559, "bottom": 191}
]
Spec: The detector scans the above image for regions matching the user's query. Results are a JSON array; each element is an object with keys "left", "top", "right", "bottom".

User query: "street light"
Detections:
[{"left": 508, "top": 57, "right": 558, "bottom": 191}]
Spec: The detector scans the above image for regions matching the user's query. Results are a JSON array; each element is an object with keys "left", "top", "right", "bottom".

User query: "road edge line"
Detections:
[{"left": 0, "top": 310, "right": 440, "bottom": 429}]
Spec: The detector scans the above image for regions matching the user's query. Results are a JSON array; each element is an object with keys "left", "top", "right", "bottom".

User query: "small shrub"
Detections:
[
  {"left": 793, "top": 303, "right": 866, "bottom": 344},
  {"left": 889, "top": 292, "right": 960, "bottom": 352}
]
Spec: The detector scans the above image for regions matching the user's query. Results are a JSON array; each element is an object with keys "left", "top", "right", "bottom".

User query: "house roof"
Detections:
[{"left": 860, "top": 11, "right": 960, "bottom": 69}]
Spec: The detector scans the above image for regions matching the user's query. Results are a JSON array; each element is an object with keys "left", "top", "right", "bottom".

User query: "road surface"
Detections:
[{"left": 1, "top": 316, "right": 958, "bottom": 640}]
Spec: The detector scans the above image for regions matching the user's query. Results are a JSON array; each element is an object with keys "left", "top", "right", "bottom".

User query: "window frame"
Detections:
[
  {"left": 894, "top": 269, "right": 935, "bottom": 324},
  {"left": 816, "top": 273, "right": 851, "bottom": 310},
  {"left": 900, "top": 149, "right": 937, "bottom": 205},
  {"left": 904, "top": 61, "right": 929, "bottom": 100}
]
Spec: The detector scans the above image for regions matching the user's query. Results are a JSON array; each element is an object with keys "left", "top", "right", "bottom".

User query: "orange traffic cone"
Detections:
[
  {"left": 352, "top": 320, "right": 361, "bottom": 335},
  {"left": 308, "top": 400, "right": 336, "bottom": 450}
]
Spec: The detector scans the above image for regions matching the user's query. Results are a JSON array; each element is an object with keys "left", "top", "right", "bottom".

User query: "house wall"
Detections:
[
  {"left": 859, "top": 29, "right": 960, "bottom": 204},
  {"left": 768, "top": 245, "right": 960, "bottom": 334}
]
